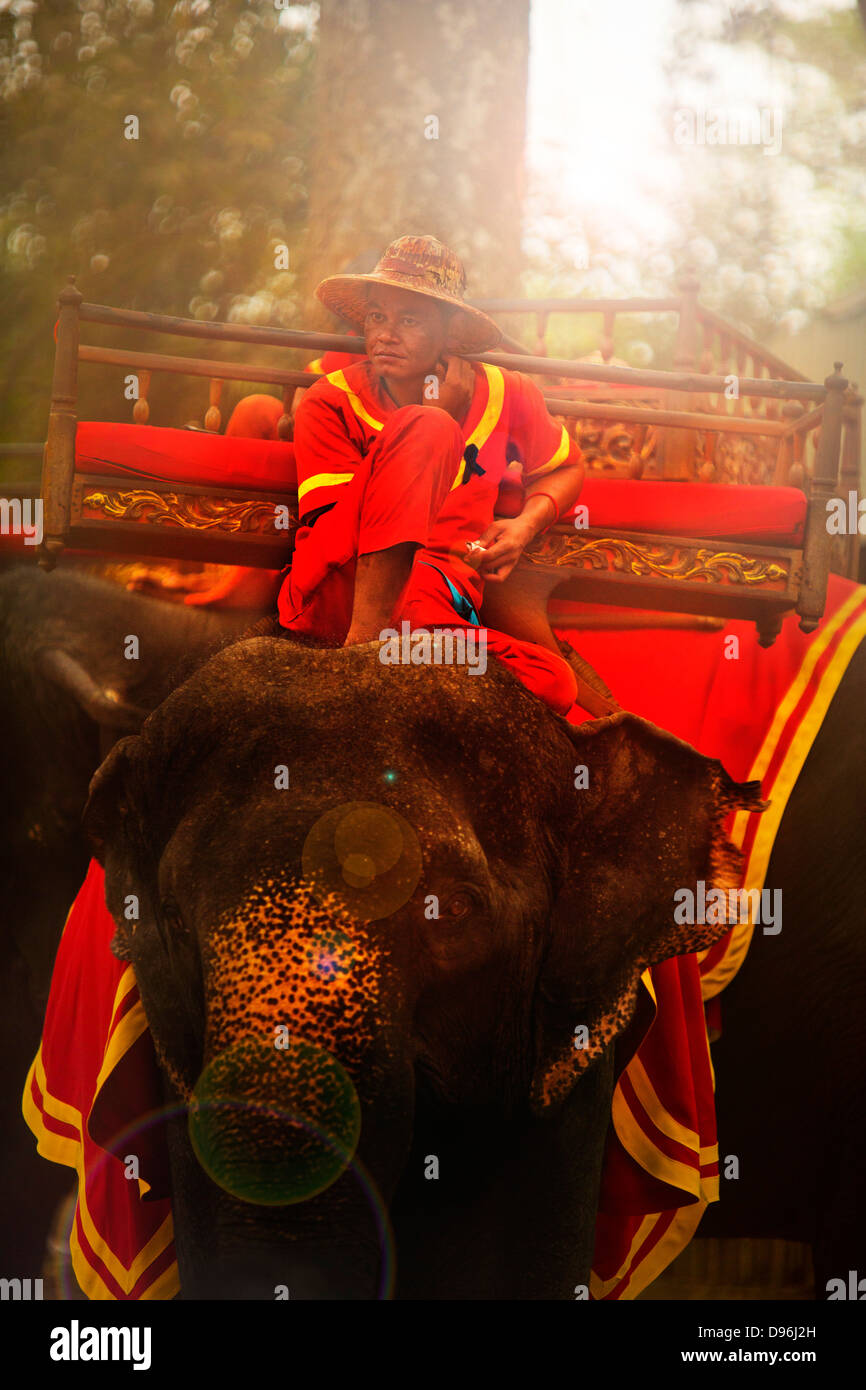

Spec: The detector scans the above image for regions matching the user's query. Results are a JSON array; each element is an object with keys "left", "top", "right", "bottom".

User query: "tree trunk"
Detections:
[{"left": 302, "top": 0, "right": 530, "bottom": 321}]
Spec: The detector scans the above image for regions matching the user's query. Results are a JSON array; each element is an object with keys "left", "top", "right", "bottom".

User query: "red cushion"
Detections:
[
  {"left": 74, "top": 425, "right": 806, "bottom": 547},
  {"left": 76, "top": 422, "right": 297, "bottom": 492},
  {"left": 566, "top": 478, "right": 806, "bottom": 546}
]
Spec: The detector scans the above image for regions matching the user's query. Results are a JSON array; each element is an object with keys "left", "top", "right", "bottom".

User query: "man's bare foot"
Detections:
[{"left": 344, "top": 542, "right": 417, "bottom": 645}]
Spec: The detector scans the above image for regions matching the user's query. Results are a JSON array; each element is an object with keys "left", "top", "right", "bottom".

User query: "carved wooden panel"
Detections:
[
  {"left": 557, "top": 405, "right": 794, "bottom": 487},
  {"left": 73, "top": 479, "right": 299, "bottom": 539},
  {"left": 695, "top": 430, "right": 785, "bottom": 488},
  {"left": 524, "top": 527, "right": 793, "bottom": 592},
  {"left": 555, "top": 399, "right": 661, "bottom": 479}
]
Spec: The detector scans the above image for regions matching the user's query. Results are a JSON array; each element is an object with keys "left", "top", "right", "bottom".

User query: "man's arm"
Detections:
[{"left": 473, "top": 374, "right": 584, "bottom": 583}]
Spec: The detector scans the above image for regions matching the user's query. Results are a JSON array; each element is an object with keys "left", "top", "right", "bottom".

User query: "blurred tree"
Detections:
[
  {"left": 0, "top": 0, "right": 315, "bottom": 452},
  {"left": 657, "top": 0, "right": 866, "bottom": 339},
  {"left": 521, "top": 1, "right": 866, "bottom": 362},
  {"left": 301, "top": 0, "right": 530, "bottom": 320}
]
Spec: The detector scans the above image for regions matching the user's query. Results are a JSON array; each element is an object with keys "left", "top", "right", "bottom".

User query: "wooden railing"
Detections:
[
  {"left": 38, "top": 278, "right": 856, "bottom": 636},
  {"left": 472, "top": 278, "right": 809, "bottom": 385},
  {"left": 473, "top": 281, "right": 862, "bottom": 577}
]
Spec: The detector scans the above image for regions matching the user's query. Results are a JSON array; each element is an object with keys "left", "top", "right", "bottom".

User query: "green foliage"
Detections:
[{"left": 0, "top": 0, "right": 315, "bottom": 451}]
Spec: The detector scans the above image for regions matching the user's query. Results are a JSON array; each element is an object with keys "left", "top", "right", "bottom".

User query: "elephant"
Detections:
[
  {"left": 80, "top": 630, "right": 762, "bottom": 1299},
  {"left": 0, "top": 567, "right": 247, "bottom": 1271},
  {"left": 5, "top": 568, "right": 864, "bottom": 1297}
]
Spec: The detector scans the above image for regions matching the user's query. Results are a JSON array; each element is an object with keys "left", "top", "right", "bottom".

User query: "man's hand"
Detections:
[
  {"left": 464, "top": 516, "right": 536, "bottom": 584},
  {"left": 429, "top": 354, "right": 474, "bottom": 423}
]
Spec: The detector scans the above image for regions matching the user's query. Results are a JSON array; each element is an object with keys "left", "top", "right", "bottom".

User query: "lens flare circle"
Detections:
[
  {"left": 188, "top": 1035, "right": 361, "bottom": 1207},
  {"left": 77, "top": 1100, "right": 397, "bottom": 1299},
  {"left": 302, "top": 800, "right": 422, "bottom": 922}
]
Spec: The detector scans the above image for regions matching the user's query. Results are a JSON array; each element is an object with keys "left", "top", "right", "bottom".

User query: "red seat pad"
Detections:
[
  {"left": 74, "top": 425, "right": 806, "bottom": 546},
  {"left": 76, "top": 422, "right": 297, "bottom": 492},
  {"left": 566, "top": 478, "right": 807, "bottom": 545}
]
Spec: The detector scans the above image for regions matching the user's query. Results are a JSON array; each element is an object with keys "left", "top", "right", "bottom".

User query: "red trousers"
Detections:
[
  {"left": 230, "top": 396, "right": 578, "bottom": 714},
  {"left": 278, "top": 405, "right": 465, "bottom": 639}
]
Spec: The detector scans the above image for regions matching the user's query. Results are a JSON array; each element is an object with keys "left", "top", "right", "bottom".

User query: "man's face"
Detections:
[{"left": 363, "top": 284, "right": 450, "bottom": 380}]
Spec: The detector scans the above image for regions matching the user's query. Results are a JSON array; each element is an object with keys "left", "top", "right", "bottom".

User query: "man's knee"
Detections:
[
  {"left": 388, "top": 404, "right": 464, "bottom": 452},
  {"left": 376, "top": 406, "right": 465, "bottom": 490}
]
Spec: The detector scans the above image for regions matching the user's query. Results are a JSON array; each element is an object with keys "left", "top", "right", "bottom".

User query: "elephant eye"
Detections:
[
  {"left": 160, "top": 900, "right": 185, "bottom": 935},
  {"left": 442, "top": 889, "right": 477, "bottom": 920}
]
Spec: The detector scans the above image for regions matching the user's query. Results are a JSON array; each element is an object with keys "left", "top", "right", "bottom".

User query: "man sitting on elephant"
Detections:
[
  {"left": 270, "top": 235, "right": 585, "bottom": 712},
  {"left": 187, "top": 235, "right": 586, "bottom": 713}
]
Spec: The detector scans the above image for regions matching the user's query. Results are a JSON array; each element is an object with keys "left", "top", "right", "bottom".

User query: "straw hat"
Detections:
[{"left": 315, "top": 235, "right": 502, "bottom": 355}]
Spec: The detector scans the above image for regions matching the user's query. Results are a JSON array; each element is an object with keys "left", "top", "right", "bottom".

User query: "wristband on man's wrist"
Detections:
[{"left": 529, "top": 491, "right": 560, "bottom": 529}]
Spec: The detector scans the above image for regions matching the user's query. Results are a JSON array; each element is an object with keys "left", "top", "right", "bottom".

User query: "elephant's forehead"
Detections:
[
  {"left": 145, "top": 640, "right": 565, "bottom": 858},
  {"left": 168, "top": 637, "right": 553, "bottom": 756}
]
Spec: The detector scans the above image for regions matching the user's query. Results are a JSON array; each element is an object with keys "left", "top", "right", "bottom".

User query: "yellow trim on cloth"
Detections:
[
  {"left": 591, "top": 1201, "right": 709, "bottom": 1301},
  {"left": 700, "top": 588, "right": 866, "bottom": 1000},
  {"left": 524, "top": 423, "right": 571, "bottom": 479},
  {"left": 297, "top": 470, "right": 355, "bottom": 503},
  {"left": 449, "top": 364, "right": 505, "bottom": 490},
  {"left": 305, "top": 363, "right": 507, "bottom": 499},
  {"left": 22, "top": 966, "right": 179, "bottom": 1301},
  {"left": 328, "top": 368, "right": 384, "bottom": 432},
  {"left": 596, "top": 586, "right": 866, "bottom": 1300},
  {"left": 623, "top": 1056, "right": 700, "bottom": 1151}
]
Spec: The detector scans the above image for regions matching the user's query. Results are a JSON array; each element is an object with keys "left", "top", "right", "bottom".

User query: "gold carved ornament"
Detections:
[
  {"left": 81, "top": 488, "right": 296, "bottom": 535},
  {"left": 525, "top": 532, "right": 789, "bottom": 586}
]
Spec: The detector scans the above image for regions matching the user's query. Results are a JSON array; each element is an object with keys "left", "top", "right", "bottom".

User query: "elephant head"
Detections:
[{"left": 84, "top": 635, "right": 763, "bottom": 1299}]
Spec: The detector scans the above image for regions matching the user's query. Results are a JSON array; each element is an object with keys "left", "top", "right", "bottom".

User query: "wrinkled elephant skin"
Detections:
[{"left": 85, "top": 635, "right": 759, "bottom": 1299}]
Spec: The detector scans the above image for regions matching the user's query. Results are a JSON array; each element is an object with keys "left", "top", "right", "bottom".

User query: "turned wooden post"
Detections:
[
  {"left": 798, "top": 363, "right": 848, "bottom": 632},
  {"left": 133, "top": 368, "right": 152, "bottom": 424},
  {"left": 39, "top": 276, "right": 82, "bottom": 570},
  {"left": 773, "top": 431, "right": 792, "bottom": 487},
  {"left": 840, "top": 383, "right": 862, "bottom": 580},
  {"left": 204, "top": 377, "right": 222, "bottom": 431},
  {"left": 278, "top": 384, "right": 294, "bottom": 440},
  {"left": 660, "top": 270, "right": 700, "bottom": 479},
  {"left": 600, "top": 311, "right": 615, "bottom": 363}
]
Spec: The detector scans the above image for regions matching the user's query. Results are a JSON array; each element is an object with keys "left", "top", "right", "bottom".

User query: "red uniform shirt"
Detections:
[
  {"left": 297, "top": 355, "right": 575, "bottom": 509},
  {"left": 292, "top": 358, "right": 579, "bottom": 612}
]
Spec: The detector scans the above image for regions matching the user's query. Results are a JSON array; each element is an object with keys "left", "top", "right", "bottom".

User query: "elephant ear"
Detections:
[
  {"left": 83, "top": 735, "right": 147, "bottom": 962},
  {"left": 83, "top": 729, "right": 204, "bottom": 1095},
  {"left": 530, "top": 711, "right": 766, "bottom": 1117}
]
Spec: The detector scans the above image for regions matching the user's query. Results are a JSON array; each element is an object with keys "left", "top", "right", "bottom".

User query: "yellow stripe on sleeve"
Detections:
[
  {"left": 524, "top": 423, "right": 572, "bottom": 480},
  {"left": 450, "top": 363, "right": 506, "bottom": 490},
  {"left": 328, "top": 370, "right": 384, "bottom": 432},
  {"left": 297, "top": 471, "right": 355, "bottom": 502}
]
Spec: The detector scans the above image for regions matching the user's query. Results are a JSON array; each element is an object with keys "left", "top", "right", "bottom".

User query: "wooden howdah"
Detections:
[{"left": 38, "top": 277, "right": 855, "bottom": 648}]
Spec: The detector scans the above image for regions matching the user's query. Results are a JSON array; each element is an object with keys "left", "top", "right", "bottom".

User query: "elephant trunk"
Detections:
[
  {"left": 183, "top": 1181, "right": 390, "bottom": 1300},
  {"left": 174, "top": 878, "right": 414, "bottom": 1298}
]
